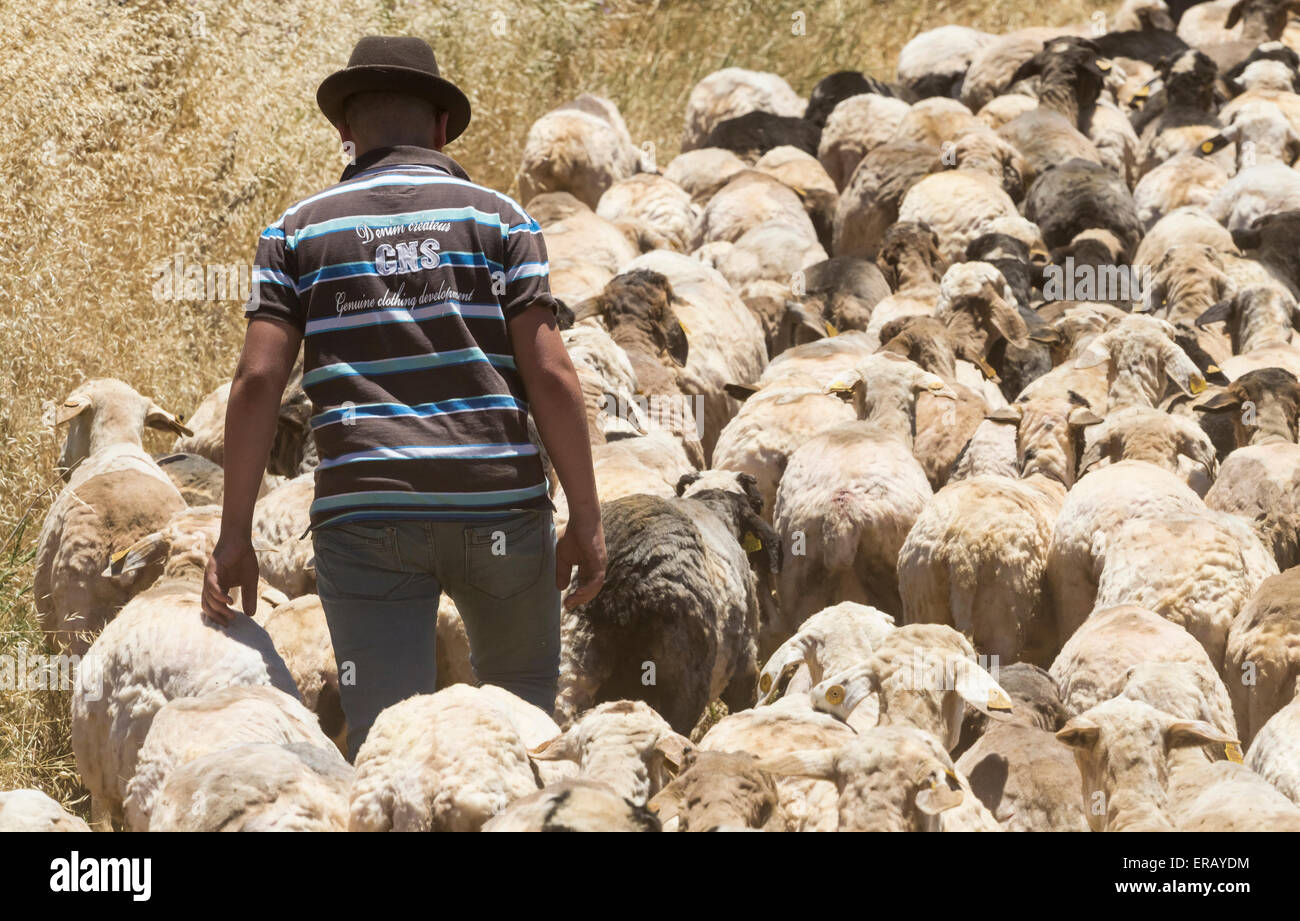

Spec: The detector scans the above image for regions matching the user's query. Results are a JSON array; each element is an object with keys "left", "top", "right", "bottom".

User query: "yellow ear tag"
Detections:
[
  {"left": 1225, "top": 742, "right": 1244, "bottom": 764},
  {"left": 110, "top": 547, "right": 129, "bottom": 564},
  {"left": 1096, "top": 59, "right": 1112, "bottom": 71},
  {"left": 1206, "top": 365, "right": 1220, "bottom": 374},
  {"left": 742, "top": 531, "right": 763, "bottom": 553},
  {"left": 1189, "top": 375, "right": 1207, "bottom": 395},
  {"left": 1201, "top": 141, "right": 1215, "bottom": 154},
  {"left": 679, "top": 321, "right": 690, "bottom": 336},
  {"left": 1135, "top": 86, "right": 1150, "bottom": 98}
]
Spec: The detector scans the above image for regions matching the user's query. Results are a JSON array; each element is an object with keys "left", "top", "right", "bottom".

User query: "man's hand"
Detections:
[
  {"left": 200, "top": 538, "right": 261, "bottom": 627},
  {"left": 556, "top": 514, "right": 606, "bottom": 610},
  {"left": 201, "top": 537, "right": 261, "bottom": 625}
]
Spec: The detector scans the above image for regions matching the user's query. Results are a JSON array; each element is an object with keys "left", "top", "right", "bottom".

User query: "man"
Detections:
[{"left": 200, "top": 36, "right": 606, "bottom": 760}]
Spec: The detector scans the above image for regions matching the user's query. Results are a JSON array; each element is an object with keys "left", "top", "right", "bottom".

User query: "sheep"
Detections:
[
  {"left": 1181, "top": 0, "right": 1300, "bottom": 73},
  {"left": 482, "top": 780, "right": 661, "bottom": 832},
  {"left": 711, "top": 220, "right": 828, "bottom": 294},
  {"left": 347, "top": 684, "right": 554, "bottom": 831},
  {"left": 776, "top": 256, "right": 892, "bottom": 350},
  {"left": 702, "top": 111, "right": 821, "bottom": 162},
  {"left": 891, "top": 98, "right": 990, "bottom": 150},
  {"left": 1117, "top": 660, "right": 1240, "bottom": 741},
  {"left": 954, "top": 661, "right": 1070, "bottom": 754},
  {"left": 646, "top": 748, "right": 785, "bottom": 831},
  {"left": 1223, "top": 568, "right": 1300, "bottom": 744},
  {"left": 149, "top": 741, "right": 352, "bottom": 832},
  {"left": 1109, "top": 0, "right": 1179, "bottom": 33},
  {"left": 862, "top": 223, "right": 947, "bottom": 345},
  {"left": 681, "top": 68, "right": 806, "bottom": 153},
  {"left": 123, "top": 684, "right": 339, "bottom": 831},
  {"left": 530, "top": 700, "right": 691, "bottom": 802},
  {"left": 154, "top": 451, "right": 225, "bottom": 506},
  {"left": 1197, "top": 286, "right": 1300, "bottom": 380},
  {"left": 1245, "top": 683, "right": 1300, "bottom": 803},
  {"left": 71, "top": 505, "right": 300, "bottom": 828},
  {"left": 898, "top": 395, "right": 1103, "bottom": 666},
  {"left": 252, "top": 593, "right": 346, "bottom": 751},
  {"left": 756, "top": 601, "right": 897, "bottom": 706},
  {"left": 595, "top": 172, "right": 697, "bottom": 254},
  {"left": 1134, "top": 206, "right": 1239, "bottom": 267},
  {"left": 250, "top": 472, "right": 315, "bottom": 598},
  {"left": 807, "top": 624, "right": 1013, "bottom": 752},
  {"left": 555, "top": 473, "right": 776, "bottom": 734},
  {"left": 831, "top": 141, "right": 939, "bottom": 259},
  {"left": 711, "top": 381, "right": 856, "bottom": 530},
  {"left": 1231, "top": 209, "right": 1300, "bottom": 298},
  {"left": 758, "top": 724, "right": 999, "bottom": 831},
  {"left": 954, "top": 720, "right": 1090, "bottom": 831},
  {"left": 691, "top": 169, "right": 817, "bottom": 249},
  {"left": 1204, "top": 99, "right": 1300, "bottom": 170},
  {"left": 1134, "top": 154, "right": 1229, "bottom": 227},
  {"left": 772, "top": 354, "right": 952, "bottom": 622},
  {"left": 622, "top": 251, "right": 768, "bottom": 456},
  {"left": 1049, "top": 604, "right": 1222, "bottom": 715},
  {"left": 0, "top": 790, "right": 90, "bottom": 832},
  {"left": 662, "top": 147, "right": 748, "bottom": 204},
  {"left": 1058, "top": 696, "right": 1300, "bottom": 831},
  {"left": 35, "top": 379, "right": 192, "bottom": 653},
  {"left": 976, "top": 93, "right": 1040, "bottom": 130},
  {"left": 1199, "top": 369, "right": 1300, "bottom": 565},
  {"left": 960, "top": 27, "right": 1073, "bottom": 111},
  {"left": 817, "top": 93, "right": 912, "bottom": 191},
  {"left": 529, "top": 191, "right": 639, "bottom": 280},
  {"left": 895, "top": 25, "right": 994, "bottom": 99},
  {"left": 172, "top": 373, "right": 314, "bottom": 477},
  {"left": 697, "top": 695, "right": 857, "bottom": 831},
  {"left": 517, "top": 94, "right": 640, "bottom": 209},
  {"left": 753, "top": 145, "right": 839, "bottom": 248},
  {"left": 1024, "top": 159, "right": 1144, "bottom": 261},
  {"left": 934, "top": 260, "right": 1030, "bottom": 377},
  {"left": 1047, "top": 465, "right": 1207, "bottom": 645},
  {"left": 1133, "top": 49, "right": 1221, "bottom": 172},
  {"left": 1206, "top": 160, "right": 1300, "bottom": 230},
  {"left": 896, "top": 149, "right": 1021, "bottom": 264},
  {"left": 1061, "top": 313, "right": 1210, "bottom": 412},
  {"left": 804, "top": 71, "right": 897, "bottom": 127}
]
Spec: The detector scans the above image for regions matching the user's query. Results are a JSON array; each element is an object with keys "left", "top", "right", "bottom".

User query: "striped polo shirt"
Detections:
[{"left": 245, "top": 145, "right": 557, "bottom": 528}]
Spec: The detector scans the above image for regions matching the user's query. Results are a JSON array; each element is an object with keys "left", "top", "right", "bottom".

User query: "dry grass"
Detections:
[{"left": 0, "top": 0, "right": 1110, "bottom": 811}]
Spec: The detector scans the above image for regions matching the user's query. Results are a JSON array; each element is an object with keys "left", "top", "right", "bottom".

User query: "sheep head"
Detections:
[
  {"left": 572, "top": 269, "right": 689, "bottom": 369},
  {"left": 756, "top": 602, "right": 895, "bottom": 705},
  {"left": 1074, "top": 314, "right": 1210, "bottom": 411},
  {"left": 809, "top": 624, "right": 1013, "bottom": 752},
  {"left": 758, "top": 726, "right": 966, "bottom": 831},
  {"left": 1077, "top": 405, "right": 1219, "bottom": 479},
  {"left": 985, "top": 393, "right": 1103, "bottom": 487},
  {"left": 935, "top": 261, "right": 1029, "bottom": 379},
  {"left": 676, "top": 470, "right": 782, "bottom": 574},
  {"left": 647, "top": 749, "right": 786, "bottom": 831},
  {"left": 1011, "top": 36, "right": 1111, "bottom": 126},
  {"left": 878, "top": 315, "right": 959, "bottom": 382},
  {"left": 876, "top": 221, "right": 947, "bottom": 291},
  {"left": 1195, "top": 366, "right": 1300, "bottom": 446},
  {"left": 1195, "top": 283, "right": 1299, "bottom": 354},
  {"left": 1057, "top": 698, "right": 1239, "bottom": 832},
  {"left": 54, "top": 378, "right": 193, "bottom": 479},
  {"left": 825, "top": 353, "right": 954, "bottom": 446}
]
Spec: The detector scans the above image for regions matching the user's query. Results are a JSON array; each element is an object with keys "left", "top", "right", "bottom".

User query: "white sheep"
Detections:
[
  {"left": 680, "top": 68, "right": 805, "bottom": 153},
  {"left": 817, "top": 93, "right": 912, "bottom": 191},
  {"left": 1206, "top": 160, "right": 1300, "bottom": 231},
  {"left": 1224, "top": 568, "right": 1300, "bottom": 745},
  {"left": 596, "top": 172, "right": 697, "bottom": 253},
  {"left": 348, "top": 684, "right": 552, "bottom": 832},
  {"left": 0, "top": 790, "right": 90, "bottom": 832},
  {"left": 35, "top": 378, "right": 191, "bottom": 653},
  {"left": 756, "top": 601, "right": 897, "bottom": 707},
  {"left": 71, "top": 506, "right": 299, "bottom": 828},
  {"left": 123, "top": 684, "right": 338, "bottom": 831},
  {"left": 662, "top": 147, "right": 748, "bottom": 204},
  {"left": 250, "top": 472, "right": 315, "bottom": 598},
  {"left": 253, "top": 593, "right": 345, "bottom": 751},
  {"left": 953, "top": 720, "right": 1089, "bottom": 831},
  {"left": 517, "top": 94, "right": 640, "bottom": 209},
  {"left": 1245, "top": 682, "right": 1300, "bottom": 805},
  {"left": 483, "top": 779, "right": 661, "bottom": 832},
  {"left": 149, "top": 741, "right": 352, "bottom": 832},
  {"left": 896, "top": 25, "right": 994, "bottom": 98}
]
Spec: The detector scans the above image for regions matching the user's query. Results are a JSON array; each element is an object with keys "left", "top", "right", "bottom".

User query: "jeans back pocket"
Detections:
[{"left": 463, "top": 511, "right": 547, "bottom": 600}]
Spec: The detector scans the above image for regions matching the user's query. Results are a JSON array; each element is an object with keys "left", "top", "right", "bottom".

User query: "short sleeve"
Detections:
[
  {"left": 500, "top": 212, "right": 559, "bottom": 321},
  {"left": 244, "top": 223, "right": 304, "bottom": 330}
]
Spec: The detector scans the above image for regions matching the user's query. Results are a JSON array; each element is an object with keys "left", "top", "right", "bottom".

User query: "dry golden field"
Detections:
[{"left": 0, "top": 0, "right": 1111, "bottom": 810}]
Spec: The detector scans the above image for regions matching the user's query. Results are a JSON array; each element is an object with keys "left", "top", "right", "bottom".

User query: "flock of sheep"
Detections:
[{"left": 7, "top": 0, "right": 1300, "bottom": 832}]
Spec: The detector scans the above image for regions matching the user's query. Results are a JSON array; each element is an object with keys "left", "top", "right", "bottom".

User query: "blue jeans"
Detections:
[{"left": 311, "top": 510, "right": 561, "bottom": 760}]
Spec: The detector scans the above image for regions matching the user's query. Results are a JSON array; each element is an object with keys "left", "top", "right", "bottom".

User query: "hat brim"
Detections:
[{"left": 317, "top": 65, "right": 471, "bottom": 143}]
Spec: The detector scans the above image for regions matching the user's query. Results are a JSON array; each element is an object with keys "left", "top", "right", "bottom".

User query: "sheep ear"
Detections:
[
  {"left": 675, "top": 472, "right": 701, "bottom": 496},
  {"left": 1068, "top": 407, "right": 1104, "bottom": 427},
  {"left": 55, "top": 395, "right": 91, "bottom": 426},
  {"left": 1010, "top": 55, "right": 1041, "bottom": 85},
  {"left": 1194, "top": 390, "right": 1242, "bottom": 412},
  {"left": 103, "top": 532, "right": 166, "bottom": 577},
  {"left": 951, "top": 657, "right": 1014, "bottom": 716},
  {"left": 570, "top": 296, "right": 602, "bottom": 323},
  {"left": 1177, "top": 429, "right": 1219, "bottom": 479},
  {"left": 1078, "top": 432, "right": 1108, "bottom": 476},
  {"left": 1056, "top": 717, "right": 1100, "bottom": 750},
  {"left": 1195, "top": 298, "right": 1234, "bottom": 328},
  {"left": 1162, "top": 346, "right": 1208, "bottom": 396},
  {"left": 529, "top": 731, "right": 578, "bottom": 762},
  {"left": 1167, "top": 720, "right": 1239, "bottom": 750},
  {"left": 646, "top": 784, "right": 684, "bottom": 822},
  {"left": 1073, "top": 333, "right": 1112, "bottom": 369},
  {"left": 756, "top": 749, "right": 837, "bottom": 780},
  {"left": 915, "top": 778, "right": 964, "bottom": 815},
  {"left": 653, "top": 733, "right": 692, "bottom": 773},
  {"left": 1225, "top": 0, "right": 1246, "bottom": 29},
  {"left": 665, "top": 321, "right": 689, "bottom": 367},
  {"left": 988, "top": 295, "right": 1030, "bottom": 348},
  {"left": 724, "top": 383, "right": 758, "bottom": 402},
  {"left": 986, "top": 405, "right": 1022, "bottom": 425},
  {"left": 146, "top": 404, "right": 194, "bottom": 438}
]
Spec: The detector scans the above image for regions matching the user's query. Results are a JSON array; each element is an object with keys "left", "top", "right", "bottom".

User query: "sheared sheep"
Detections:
[
  {"left": 517, "top": 94, "right": 640, "bottom": 209},
  {"left": 646, "top": 748, "right": 785, "bottom": 831},
  {"left": 831, "top": 142, "right": 939, "bottom": 259},
  {"left": 955, "top": 720, "right": 1089, "bottom": 831},
  {"left": 1223, "top": 568, "right": 1300, "bottom": 744},
  {"left": 482, "top": 779, "right": 661, "bottom": 832},
  {"left": 1245, "top": 683, "right": 1300, "bottom": 804},
  {"left": 596, "top": 173, "right": 697, "bottom": 254},
  {"left": 817, "top": 93, "right": 912, "bottom": 191},
  {"left": 756, "top": 601, "right": 897, "bottom": 706},
  {"left": 530, "top": 700, "right": 691, "bottom": 802},
  {"left": 662, "top": 147, "right": 748, "bottom": 204},
  {"left": 681, "top": 68, "right": 806, "bottom": 153},
  {"left": 253, "top": 593, "right": 346, "bottom": 751},
  {"left": 0, "top": 790, "right": 90, "bottom": 832}
]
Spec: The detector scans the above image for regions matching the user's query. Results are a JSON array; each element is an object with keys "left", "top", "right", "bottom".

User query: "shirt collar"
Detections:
[{"left": 340, "top": 145, "right": 471, "bottom": 183}]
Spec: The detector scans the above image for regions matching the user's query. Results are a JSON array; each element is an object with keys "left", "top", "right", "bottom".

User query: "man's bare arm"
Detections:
[
  {"left": 509, "top": 304, "right": 606, "bottom": 609},
  {"left": 201, "top": 317, "right": 302, "bottom": 624}
]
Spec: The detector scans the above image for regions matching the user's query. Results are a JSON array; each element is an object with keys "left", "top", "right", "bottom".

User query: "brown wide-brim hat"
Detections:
[{"left": 317, "top": 36, "right": 471, "bottom": 142}]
